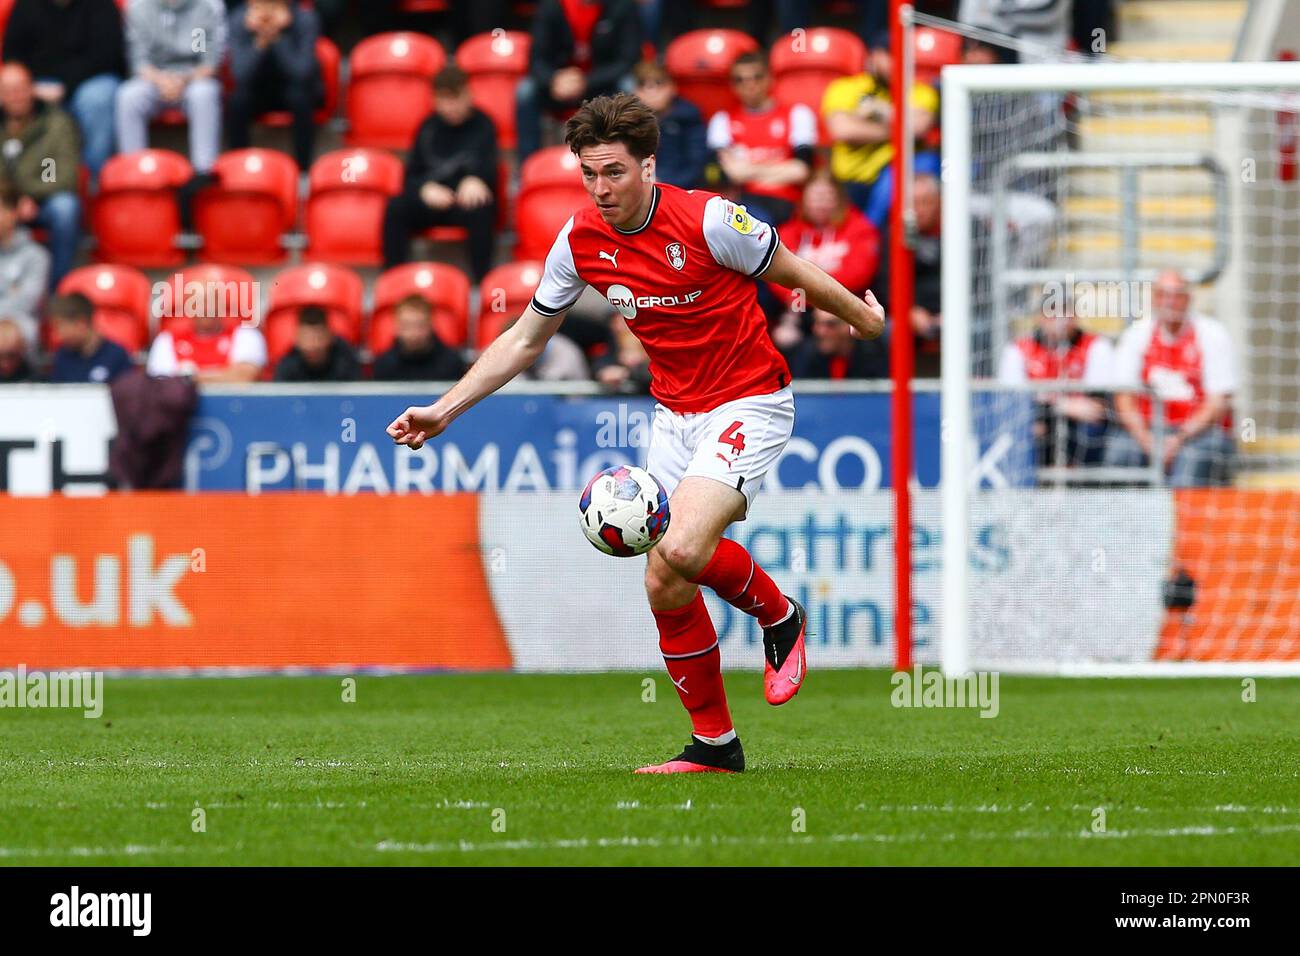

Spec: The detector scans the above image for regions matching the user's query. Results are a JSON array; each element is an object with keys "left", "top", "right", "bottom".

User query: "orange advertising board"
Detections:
[
  {"left": 0, "top": 493, "right": 512, "bottom": 671},
  {"left": 1158, "top": 489, "right": 1300, "bottom": 661}
]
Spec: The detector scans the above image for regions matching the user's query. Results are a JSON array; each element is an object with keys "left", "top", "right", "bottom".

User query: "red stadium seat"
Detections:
[
  {"left": 771, "top": 27, "right": 866, "bottom": 114},
  {"left": 664, "top": 29, "right": 758, "bottom": 121},
  {"left": 260, "top": 37, "right": 341, "bottom": 127},
  {"left": 456, "top": 30, "right": 531, "bottom": 149},
  {"left": 344, "top": 32, "right": 446, "bottom": 149},
  {"left": 914, "top": 27, "right": 962, "bottom": 86},
  {"left": 0, "top": 0, "right": 14, "bottom": 49},
  {"left": 370, "top": 262, "right": 471, "bottom": 354},
  {"left": 476, "top": 260, "right": 542, "bottom": 349},
  {"left": 264, "top": 263, "right": 364, "bottom": 364},
  {"left": 155, "top": 264, "right": 257, "bottom": 336},
  {"left": 92, "top": 149, "right": 192, "bottom": 267},
  {"left": 193, "top": 149, "right": 299, "bottom": 264},
  {"left": 304, "top": 148, "right": 404, "bottom": 265},
  {"left": 56, "top": 264, "right": 153, "bottom": 353},
  {"left": 514, "top": 146, "right": 585, "bottom": 260}
]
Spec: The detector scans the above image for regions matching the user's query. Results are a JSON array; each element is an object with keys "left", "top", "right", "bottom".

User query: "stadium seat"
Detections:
[
  {"left": 55, "top": 264, "right": 153, "bottom": 354},
  {"left": 0, "top": 0, "right": 13, "bottom": 49},
  {"left": 155, "top": 263, "right": 257, "bottom": 337},
  {"left": 260, "top": 37, "right": 341, "bottom": 127},
  {"left": 263, "top": 262, "right": 364, "bottom": 364},
  {"left": 456, "top": 30, "right": 531, "bottom": 149},
  {"left": 370, "top": 262, "right": 471, "bottom": 354},
  {"left": 304, "top": 148, "right": 404, "bottom": 265},
  {"left": 345, "top": 32, "right": 446, "bottom": 149},
  {"left": 514, "top": 147, "right": 585, "bottom": 260},
  {"left": 771, "top": 27, "right": 866, "bottom": 115},
  {"left": 92, "top": 149, "right": 192, "bottom": 267},
  {"left": 914, "top": 27, "right": 963, "bottom": 86},
  {"left": 193, "top": 149, "right": 299, "bottom": 264},
  {"left": 476, "top": 260, "right": 542, "bottom": 350},
  {"left": 664, "top": 29, "right": 759, "bottom": 121}
]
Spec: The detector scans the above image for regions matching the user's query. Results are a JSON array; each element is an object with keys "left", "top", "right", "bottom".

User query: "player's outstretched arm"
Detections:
[
  {"left": 385, "top": 303, "right": 567, "bottom": 450},
  {"left": 759, "top": 242, "right": 886, "bottom": 340}
]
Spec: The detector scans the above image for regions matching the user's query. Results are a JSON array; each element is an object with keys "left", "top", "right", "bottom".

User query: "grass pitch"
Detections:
[{"left": 1, "top": 670, "right": 1297, "bottom": 865}]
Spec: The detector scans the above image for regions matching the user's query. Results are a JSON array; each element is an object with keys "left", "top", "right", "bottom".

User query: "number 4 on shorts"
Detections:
[{"left": 719, "top": 420, "right": 746, "bottom": 454}]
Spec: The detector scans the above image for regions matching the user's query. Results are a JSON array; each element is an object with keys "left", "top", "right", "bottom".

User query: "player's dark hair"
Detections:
[
  {"left": 564, "top": 93, "right": 660, "bottom": 163},
  {"left": 434, "top": 65, "right": 469, "bottom": 95},
  {"left": 49, "top": 293, "right": 94, "bottom": 323},
  {"left": 0, "top": 183, "right": 20, "bottom": 210},
  {"left": 731, "top": 51, "right": 768, "bottom": 75},
  {"left": 395, "top": 294, "right": 432, "bottom": 318},
  {"left": 298, "top": 305, "right": 328, "bottom": 328}
]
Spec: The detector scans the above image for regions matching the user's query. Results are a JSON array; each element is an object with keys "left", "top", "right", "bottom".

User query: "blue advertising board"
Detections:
[{"left": 184, "top": 386, "right": 1031, "bottom": 492}]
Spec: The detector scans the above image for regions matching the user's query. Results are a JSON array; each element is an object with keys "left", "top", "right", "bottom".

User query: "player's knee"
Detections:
[
  {"left": 644, "top": 553, "right": 693, "bottom": 607},
  {"left": 657, "top": 537, "right": 711, "bottom": 580}
]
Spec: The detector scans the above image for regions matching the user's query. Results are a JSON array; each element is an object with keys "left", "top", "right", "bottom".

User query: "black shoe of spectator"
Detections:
[{"left": 177, "top": 171, "right": 220, "bottom": 232}]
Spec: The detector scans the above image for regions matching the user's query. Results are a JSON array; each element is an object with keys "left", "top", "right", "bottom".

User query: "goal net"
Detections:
[{"left": 940, "top": 61, "right": 1300, "bottom": 676}]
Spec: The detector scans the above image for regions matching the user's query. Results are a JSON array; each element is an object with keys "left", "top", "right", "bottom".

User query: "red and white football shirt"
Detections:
[
  {"left": 1112, "top": 315, "right": 1237, "bottom": 428},
  {"left": 998, "top": 329, "right": 1115, "bottom": 386},
  {"left": 146, "top": 325, "right": 268, "bottom": 376},
  {"left": 706, "top": 102, "right": 818, "bottom": 205},
  {"left": 532, "top": 183, "right": 791, "bottom": 414}
]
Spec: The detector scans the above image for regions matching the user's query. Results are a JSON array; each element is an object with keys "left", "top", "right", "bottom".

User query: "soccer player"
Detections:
[{"left": 387, "top": 94, "right": 885, "bottom": 774}]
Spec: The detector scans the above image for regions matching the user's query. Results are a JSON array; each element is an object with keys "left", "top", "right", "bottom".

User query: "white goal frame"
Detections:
[{"left": 939, "top": 61, "right": 1300, "bottom": 678}]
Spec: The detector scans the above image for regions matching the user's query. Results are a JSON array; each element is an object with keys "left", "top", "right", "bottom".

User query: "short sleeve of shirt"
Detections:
[
  {"left": 789, "top": 103, "right": 818, "bottom": 147},
  {"left": 997, "top": 342, "right": 1027, "bottom": 385},
  {"left": 1082, "top": 336, "right": 1116, "bottom": 388},
  {"left": 1197, "top": 318, "right": 1238, "bottom": 395},
  {"left": 705, "top": 110, "right": 733, "bottom": 150},
  {"left": 231, "top": 326, "right": 268, "bottom": 369},
  {"left": 702, "top": 195, "right": 779, "bottom": 277},
  {"left": 146, "top": 331, "right": 178, "bottom": 377},
  {"left": 531, "top": 217, "right": 586, "bottom": 317},
  {"left": 1112, "top": 321, "right": 1150, "bottom": 389}
]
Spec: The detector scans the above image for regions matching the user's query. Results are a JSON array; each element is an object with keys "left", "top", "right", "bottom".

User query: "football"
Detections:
[{"left": 578, "top": 465, "right": 671, "bottom": 557}]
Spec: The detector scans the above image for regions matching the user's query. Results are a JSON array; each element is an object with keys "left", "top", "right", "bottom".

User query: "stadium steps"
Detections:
[{"left": 1117, "top": 1, "right": 1248, "bottom": 46}]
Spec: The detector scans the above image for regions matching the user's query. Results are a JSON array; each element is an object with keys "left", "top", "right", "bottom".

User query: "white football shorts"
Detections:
[{"left": 645, "top": 386, "right": 795, "bottom": 519}]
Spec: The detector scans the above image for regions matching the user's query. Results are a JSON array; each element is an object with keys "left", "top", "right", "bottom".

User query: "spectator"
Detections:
[
  {"left": 592, "top": 312, "right": 651, "bottom": 392},
  {"left": 146, "top": 311, "right": 267, "bottom": 383},
  {"left": 997, "top": 294, "right": 1115, "bottom": 467},
  {"left": 873, "top": 173, "right": 942, "bottom": 377},
  {"left": 1105, "top": 270, "right": 1237, "bottom": 486},
  {"left": 706, "top": 51, "right": 816, "bottom": 227},
  {"left": 1, "top": 0, "right": 126, "bottom": 180},
  {"left": 633, "top": 60, "right": 706, "bottom": 190},
  {"left": 516, "top": 0, "right": 642, "bottom": 162},
  {"left": 48, "top": 292, "right": 134, "bottom": 383},
  {"left": 0, "top": 184, "right": 50, "bottom": 349},
  {"left": 273, "top": 306, "right": 360, "bottom": 382},
  {"left": 958, "top": 0, "right": 1073, "bottom": 63},
  {"left": 0, "top": 317, "right": 33, "bottom": 382},
  {"left": 372, "top": 295, "right": 466, "bottom": 381},
  {"left": 382, "top": 66, "right": 498, "bottom": 282},
  {"left": 788, "top": 307, "right": 889, "bottom": 380},
  {"left": 226, "top": 0, "right": 322, "bottom": 172},
  {"left": 116, "top": 0, "right": 227, "bottom": 190},
  {"left": 822, "top": 32, "right": 938, "bottom": 225},
  {"left": 0, "top": 62, "right": 82, "bottom": 290},
  {"left": 772, "top": 171, "right": 880, "bottom": 312}
]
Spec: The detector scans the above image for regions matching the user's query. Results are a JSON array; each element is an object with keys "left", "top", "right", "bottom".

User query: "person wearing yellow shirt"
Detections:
[{"left": 821, "top": 33, "right": 940, "bottom": 228}]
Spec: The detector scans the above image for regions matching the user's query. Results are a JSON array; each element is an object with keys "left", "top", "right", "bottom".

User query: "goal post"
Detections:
[{"left": 940, "top": 60, "right": 1300, "bottom": 678}]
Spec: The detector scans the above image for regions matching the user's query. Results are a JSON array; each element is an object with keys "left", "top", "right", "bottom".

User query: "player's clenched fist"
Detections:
[
  {"left": 853, "top": 289, "right": 886, "bottom": 339},
  {"left": 386, "top": 405, "right": 446, "bottom": 451}
]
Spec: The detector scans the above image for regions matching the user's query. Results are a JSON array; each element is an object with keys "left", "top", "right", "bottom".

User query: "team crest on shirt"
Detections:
[{"left": 665, "top": 242, "right": 687, "bottom": 271}]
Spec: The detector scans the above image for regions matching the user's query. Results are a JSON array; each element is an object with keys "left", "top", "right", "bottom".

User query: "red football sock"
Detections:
[
  {"left": 653, "top": 590, "right": 735, "bottom": 743},
  {"left": 689, "top": 537, "right": 792, "bottom": 629}
]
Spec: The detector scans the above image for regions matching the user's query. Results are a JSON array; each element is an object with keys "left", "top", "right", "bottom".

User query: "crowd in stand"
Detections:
[{"left": 1, "top": 1, "right": 1239, "bottom": 486}]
